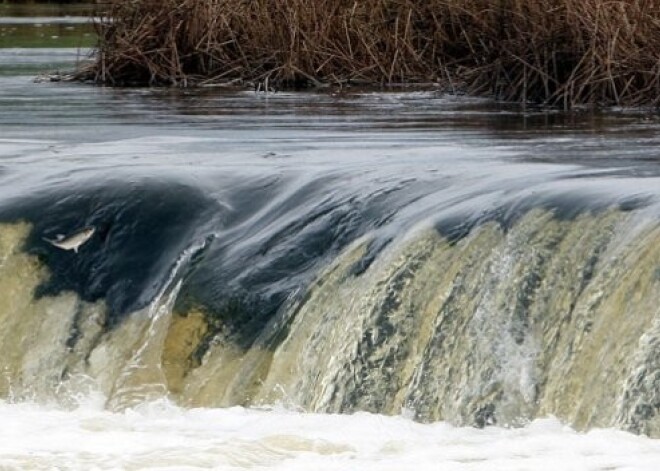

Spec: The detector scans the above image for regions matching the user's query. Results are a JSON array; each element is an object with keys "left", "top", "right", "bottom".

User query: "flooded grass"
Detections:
[
  {"left": 80, "top": 0, "right": 660, "bottom": 108},
  {"left": 0, "top": 3, "right": 93, "bottom": 18},
  {"left": 0, "top": 23, "right": 94, "bottom": 49}
]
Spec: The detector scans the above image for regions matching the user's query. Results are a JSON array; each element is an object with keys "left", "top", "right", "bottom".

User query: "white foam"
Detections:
[{"left": 0, "top": 399, "right": 658, "bottom": 470}]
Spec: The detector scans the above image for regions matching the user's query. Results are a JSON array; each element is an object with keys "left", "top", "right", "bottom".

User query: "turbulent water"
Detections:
[
  {"left": 1, "top": 13, "right": 660, "bottom": 468},
  {"left": 4, "top": 400, "right": 660, "bottom": 471}
]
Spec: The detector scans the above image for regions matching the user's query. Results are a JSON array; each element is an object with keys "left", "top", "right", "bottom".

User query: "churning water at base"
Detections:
[
  {"left": 2, "top": 399, "right": 660, "bottom": 471},
  {"left": 1, "top": 40, "right": 660, "bottom": 468}
]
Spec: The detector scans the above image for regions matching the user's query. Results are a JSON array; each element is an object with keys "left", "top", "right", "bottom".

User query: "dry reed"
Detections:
[{"left": 81, "top": 0, "right": 660, "bottom": 107}]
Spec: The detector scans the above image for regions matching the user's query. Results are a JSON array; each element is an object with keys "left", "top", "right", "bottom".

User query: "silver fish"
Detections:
[{"left": 43, "top": 226, "right": 95, "bottom": 253}]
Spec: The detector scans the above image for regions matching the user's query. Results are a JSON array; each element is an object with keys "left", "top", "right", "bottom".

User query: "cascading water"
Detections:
[
  {"left": 1, "top": 29, "right": 660, "bottom": 468},
  {"left": 0, "top": 159, "right": 658, "bottom": 437}
]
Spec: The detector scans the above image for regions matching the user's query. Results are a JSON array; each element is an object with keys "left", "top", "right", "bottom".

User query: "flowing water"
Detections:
[{"left": 1, "top": 5, "right": 660, "bottom": 470}]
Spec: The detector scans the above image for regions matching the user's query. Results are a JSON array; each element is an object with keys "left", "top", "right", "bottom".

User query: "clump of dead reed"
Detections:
[{"left": 82, "top": 0, "right": 660, "bottom": 107}]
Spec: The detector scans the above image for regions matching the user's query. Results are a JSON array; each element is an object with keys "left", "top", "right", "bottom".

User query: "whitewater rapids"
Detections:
[{"left": 2, "top": 397, "right": 660, "bottom": 471}]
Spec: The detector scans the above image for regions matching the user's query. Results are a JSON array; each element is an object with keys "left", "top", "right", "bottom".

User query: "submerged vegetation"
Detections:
[{"left": 83, "top": 0, "right": 659, "bottom": 107}]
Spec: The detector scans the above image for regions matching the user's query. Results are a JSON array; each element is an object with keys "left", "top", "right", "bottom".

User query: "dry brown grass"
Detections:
[{"left": 81, "top": 0, "right": 660, "bottom": 107}]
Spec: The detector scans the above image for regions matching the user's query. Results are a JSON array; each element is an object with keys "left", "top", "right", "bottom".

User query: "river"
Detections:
[{"left": 1, "top": 5, "right": 660, "bottom": 470}]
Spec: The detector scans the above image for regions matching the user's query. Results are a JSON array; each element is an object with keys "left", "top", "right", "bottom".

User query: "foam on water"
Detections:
[{"left": 0, "top": 398, "right": 658, "bottom": 470}]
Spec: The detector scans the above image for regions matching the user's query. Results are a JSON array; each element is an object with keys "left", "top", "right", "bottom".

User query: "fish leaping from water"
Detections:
[{"left": 43, "top": 226, "right": 95, "bottom": 253}]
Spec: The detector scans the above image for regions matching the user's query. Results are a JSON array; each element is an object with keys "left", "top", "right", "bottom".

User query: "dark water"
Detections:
[{"left": 2, "top": 75, "right": 658, "bottom": 333}]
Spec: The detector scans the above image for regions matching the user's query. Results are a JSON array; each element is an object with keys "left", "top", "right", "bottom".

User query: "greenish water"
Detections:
[{"left": 0, "top": 2, "right": 96, "bottom": 49}]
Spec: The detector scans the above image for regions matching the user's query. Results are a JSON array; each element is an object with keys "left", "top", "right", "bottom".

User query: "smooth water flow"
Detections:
[{"left": 1, "top": 5, "right": 660, "bottom": 469}]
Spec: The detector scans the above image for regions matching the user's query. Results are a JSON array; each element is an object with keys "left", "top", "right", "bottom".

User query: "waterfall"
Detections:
[{"left": 0, "top": 204, "right": 657, "bottom": 435}]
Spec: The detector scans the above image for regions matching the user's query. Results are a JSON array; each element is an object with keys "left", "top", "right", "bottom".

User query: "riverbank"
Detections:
[{"left": 77, "top": 0, "right": 660, "bottom": 108}]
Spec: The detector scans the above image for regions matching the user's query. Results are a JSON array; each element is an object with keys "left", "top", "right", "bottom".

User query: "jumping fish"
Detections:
[{"left": 43, "top": 226, "right": 96, "bottom": 253}]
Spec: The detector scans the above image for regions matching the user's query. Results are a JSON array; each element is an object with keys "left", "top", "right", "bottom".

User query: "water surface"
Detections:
[
  {"left": 0, "top": 3, "right": 95, "bottom": 49},
  {"left": 1, "top": 9, "right": 660, "bottom": 469}
]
